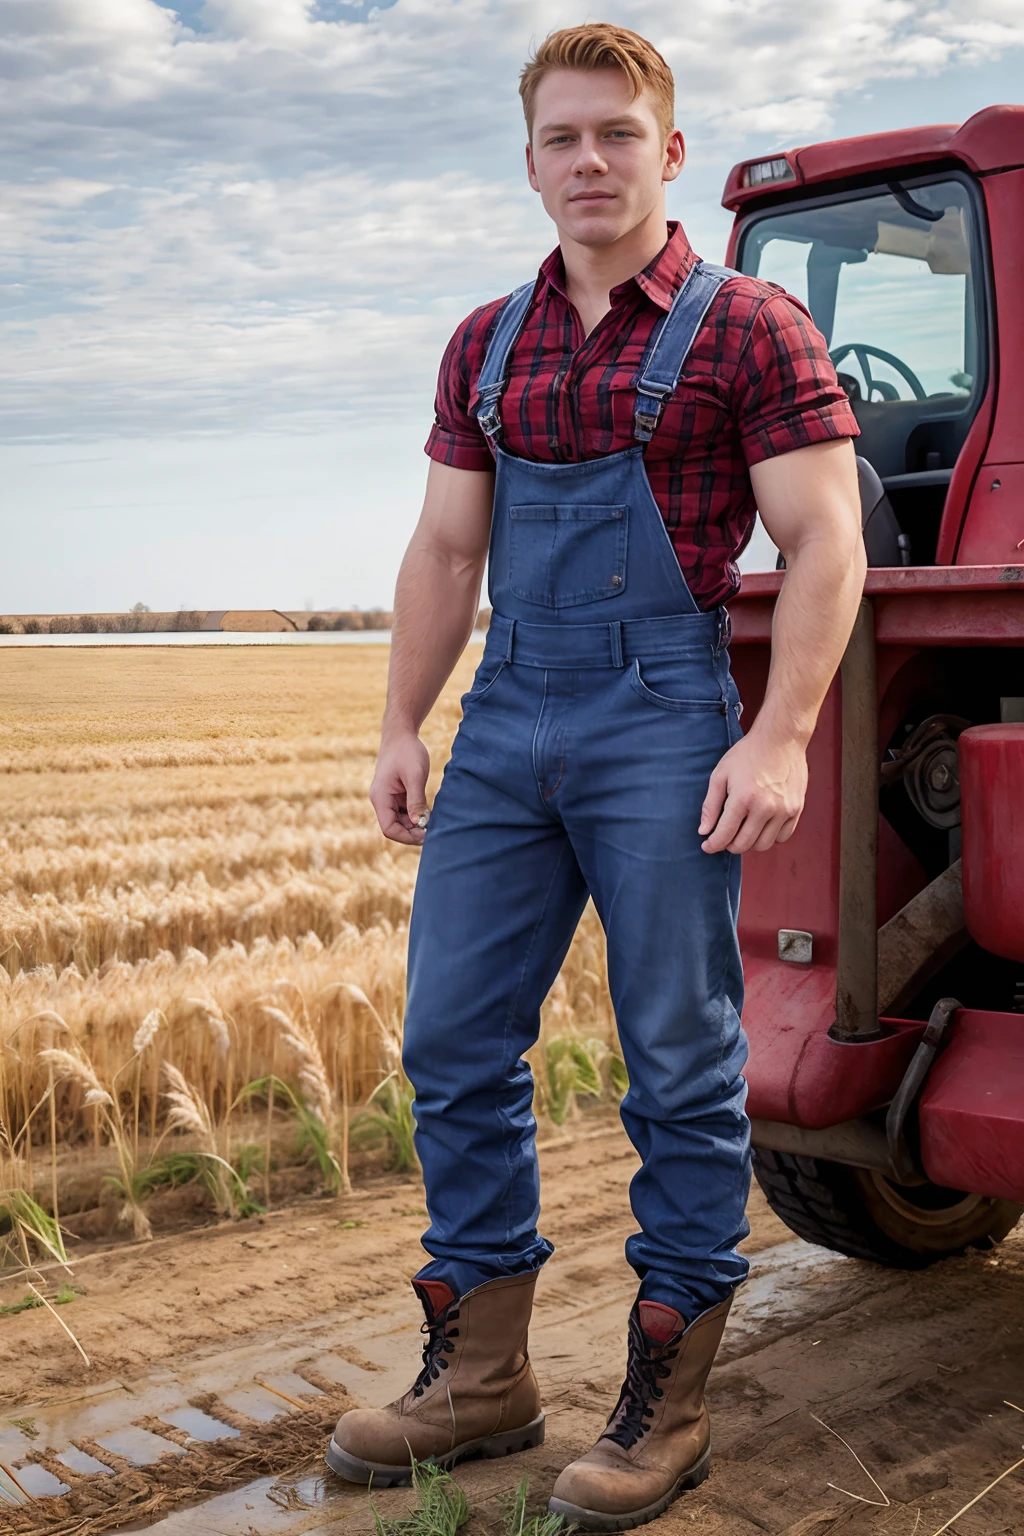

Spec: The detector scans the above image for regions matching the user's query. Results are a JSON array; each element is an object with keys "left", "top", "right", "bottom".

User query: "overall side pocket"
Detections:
[{"left": 627, "top": 656, "right": 727, "bottom": 714}]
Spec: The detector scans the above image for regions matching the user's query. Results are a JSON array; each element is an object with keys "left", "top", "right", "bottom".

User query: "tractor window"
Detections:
[
  {"left": 739, "top": 180, "right": 978, "bottom": 409},
  {"left": 738, "top": 176, "right": 985, "bottom": 561}
]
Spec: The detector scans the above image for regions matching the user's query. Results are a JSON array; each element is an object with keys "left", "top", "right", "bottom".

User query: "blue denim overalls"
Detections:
[{"left": 404, "top": 262, "right": 751, "bottom": 1318}]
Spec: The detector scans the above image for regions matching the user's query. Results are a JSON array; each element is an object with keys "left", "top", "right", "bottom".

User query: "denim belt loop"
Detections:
[
  {"left": 609, "top": 620, "right": 624, "bottom": 669},
  {"left": 503, "top": 618, "right": 517, "bottom": 663}
]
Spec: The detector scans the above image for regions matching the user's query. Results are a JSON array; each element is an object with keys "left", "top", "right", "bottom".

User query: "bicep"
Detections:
[
  {"left": 415, "top": 460, "right": 495, "bottom": 569},
  {"left": 750, "top": 439, "right": 861, "bottom": 563}
]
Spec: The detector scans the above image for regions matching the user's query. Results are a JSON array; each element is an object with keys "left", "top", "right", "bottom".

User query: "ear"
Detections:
[
  {"left": 663, "top": 128, "right": 685, "bottom": 185},
  {"left": 526, "top": 140, "right": 540, "bottom": 193}
]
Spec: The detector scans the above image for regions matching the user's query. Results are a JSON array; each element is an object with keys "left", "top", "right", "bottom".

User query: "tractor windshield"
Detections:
[
  {"left": 738, "top": 178, "right": 979, "bottom": 409},
  {"left": 737, "top": 176, "right": 984, "bottom": 559}
]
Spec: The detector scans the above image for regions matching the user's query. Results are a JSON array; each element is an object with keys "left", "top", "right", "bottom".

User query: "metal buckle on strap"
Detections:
[
  {"left": 477, "top": 385, "right": 504, "bottom": 442},
  {"left": 633, "top": 382, "right": 673, "bottom": 444}
]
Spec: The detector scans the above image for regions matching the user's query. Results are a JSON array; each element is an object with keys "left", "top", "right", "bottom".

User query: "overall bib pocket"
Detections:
[
  {"left": 509, "top": 504, "right": 628, "bottom": 609},
  {"left": 628, "top": 656, "right": 726, "bottom": 713}
]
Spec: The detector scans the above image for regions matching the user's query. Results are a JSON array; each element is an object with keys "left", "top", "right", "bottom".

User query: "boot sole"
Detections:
[
  {"left": 325, "top": 1412, "right": 546, "bottom": 1487},
  {"left": 546, "top": 1442, "right": 712, "bottom": 1531}
]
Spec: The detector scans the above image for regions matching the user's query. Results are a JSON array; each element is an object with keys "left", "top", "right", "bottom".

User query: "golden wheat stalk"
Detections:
[
  {"left": 258, "top": 1004, "right": 333, "bottom": 1127},
  {"left": 161, "top": 1062, "right": 215, "bottom": 1148}
]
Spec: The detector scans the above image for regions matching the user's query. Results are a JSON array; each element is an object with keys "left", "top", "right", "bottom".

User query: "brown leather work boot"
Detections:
[
  {"left": 325, "top": 1271, "right": 544, "bottom": 1485},
  {"left": 547, "top": 1292, "right": 733, "bottom": 1531}
]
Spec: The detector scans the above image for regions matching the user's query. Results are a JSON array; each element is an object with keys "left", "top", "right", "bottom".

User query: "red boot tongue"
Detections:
[
  {"left": 414, "top": 1279, "right": 456, "bottom": 1320},
  {"left": 639, "top": 1300, "right": 684, "bottom": 1343}
]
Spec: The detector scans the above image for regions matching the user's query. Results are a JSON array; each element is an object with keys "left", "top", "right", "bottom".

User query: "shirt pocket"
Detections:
[
  {"left": 608, "top": 380, "right": 730, "bottom": 462},
  {"left": 508, "top": 503, "right": 628, "bottom": 609}
]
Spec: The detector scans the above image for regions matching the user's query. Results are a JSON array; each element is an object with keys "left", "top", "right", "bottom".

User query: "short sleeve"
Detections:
[
  {"left": 424, "top": 307, "right": 497, "bottom": 472},
  {"left": 733, "top": 291, "right": 860, "bottom": 467}
]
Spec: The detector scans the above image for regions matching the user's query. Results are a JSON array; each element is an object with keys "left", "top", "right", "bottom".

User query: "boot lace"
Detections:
[
  {"left": 602, "top": 1308, "right": 680, "bottom": 1450},
  {"left": 411, "top": 1303, "right": 460, "bottom": 1396}
]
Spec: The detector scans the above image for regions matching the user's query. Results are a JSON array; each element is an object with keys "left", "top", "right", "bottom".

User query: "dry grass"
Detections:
[{"left": 0, "top": 646, "right": 617, "bottom": 1236}]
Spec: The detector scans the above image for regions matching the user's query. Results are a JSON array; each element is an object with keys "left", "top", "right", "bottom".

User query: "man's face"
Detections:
[{"left": 526, "top": 67, "right": 684, "bottom": 248}]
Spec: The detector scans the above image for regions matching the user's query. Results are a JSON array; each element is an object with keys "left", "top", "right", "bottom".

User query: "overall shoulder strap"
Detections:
[
  {"left": 634, "top": 261, "right": 740, "bottom": 443},
  {"left": 474, "top": 282, "right": 536, "bottom": 443}
]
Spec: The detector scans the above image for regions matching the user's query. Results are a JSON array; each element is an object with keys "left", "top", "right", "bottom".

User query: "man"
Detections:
[{"left": 328, "top": 23, "right": 864, "bottom": 1532}]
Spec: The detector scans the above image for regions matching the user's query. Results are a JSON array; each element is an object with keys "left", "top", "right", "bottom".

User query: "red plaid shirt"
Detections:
[{"left": 426, "top": 222, "right": 859, "bottom": 610}]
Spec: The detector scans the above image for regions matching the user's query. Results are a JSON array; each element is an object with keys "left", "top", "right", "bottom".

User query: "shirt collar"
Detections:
[{"left": 536, "top": 220, "right": 698, "bottom": 313}]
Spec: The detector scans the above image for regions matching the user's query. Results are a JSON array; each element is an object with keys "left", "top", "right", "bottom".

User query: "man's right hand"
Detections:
[{"left": 370, "top": 730, "right": 432, "bottom": 845}]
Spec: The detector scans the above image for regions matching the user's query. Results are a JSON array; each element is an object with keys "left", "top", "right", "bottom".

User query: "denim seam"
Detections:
[
  {"left": 497, "top": 839, "right": 572, "bottom": 1248},
  {"left": 716, "top": 698, "right": 744, "bottom": 1093},
  {"left": 530, "top": 670, "right": 561, "bottom": 823}
]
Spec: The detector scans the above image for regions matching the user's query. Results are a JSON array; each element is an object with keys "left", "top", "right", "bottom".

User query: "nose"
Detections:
[{"left": 571, "top": 136, "right": 608, "bottom": 177}]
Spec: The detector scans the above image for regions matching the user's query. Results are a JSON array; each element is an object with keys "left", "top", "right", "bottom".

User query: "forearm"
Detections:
[
  {"left": 382, "top": 533, "right": 485, "bottom": 738},
  {"left": 755, "top": 530, "right": 866, "bottom": 749}
]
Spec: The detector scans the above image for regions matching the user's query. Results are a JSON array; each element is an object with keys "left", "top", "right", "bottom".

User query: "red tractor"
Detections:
[{"left": 724, "top": 107, "right": 1024, "bottom": 1265}]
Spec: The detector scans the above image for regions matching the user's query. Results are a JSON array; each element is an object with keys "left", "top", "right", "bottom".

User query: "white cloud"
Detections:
[{"left": 0, "top": 0, "right": 1022, "bottom": 440}]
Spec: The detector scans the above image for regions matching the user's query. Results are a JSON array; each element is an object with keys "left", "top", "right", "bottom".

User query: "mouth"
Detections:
[{"left": 569, "top": 191, "right": 616, "bottom": 203}]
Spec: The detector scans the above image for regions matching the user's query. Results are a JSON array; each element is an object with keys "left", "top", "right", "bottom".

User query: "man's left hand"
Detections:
[{"left": 699, "top": 732, "right": 808, "bottom": 854}]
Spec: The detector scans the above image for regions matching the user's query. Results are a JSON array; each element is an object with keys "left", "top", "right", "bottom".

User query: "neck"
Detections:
[{"left": 559, "top": 205, "right": 671, "bottom": 336}]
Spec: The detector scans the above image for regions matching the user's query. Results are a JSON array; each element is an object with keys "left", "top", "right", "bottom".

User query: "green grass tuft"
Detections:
[
  {"left": 353, "top": 1071, "right": 419, "bottom": 1173},
  {"left": 370, "top": 1458, "right": 468, "bottom": 1535},
  {"left": 1, "top": 1284, "right": 76, "bottom": 1319},
  {"left": 237, "top": 1074, "right": 343, "bottom": 1193},
  {"left": 0, "top": 1188, "right": 69, "bottom": 1266},
  {"left": 367, "top": 1465, "right": 572, "bottom": 1536}
]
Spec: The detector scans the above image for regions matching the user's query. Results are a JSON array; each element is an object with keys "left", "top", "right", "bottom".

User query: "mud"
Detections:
[{"left": 2, "top": 1121, "right": 1023, "bottom": 1535}]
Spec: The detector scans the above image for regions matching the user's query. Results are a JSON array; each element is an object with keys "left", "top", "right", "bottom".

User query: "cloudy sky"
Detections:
[{"left": 3, "top": 1, "right": 1023, "bottom": 613}]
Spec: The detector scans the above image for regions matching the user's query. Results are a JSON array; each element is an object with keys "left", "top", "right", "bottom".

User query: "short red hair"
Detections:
[{"left": 519, "top": 24, "right": 675, "bottom": 140}]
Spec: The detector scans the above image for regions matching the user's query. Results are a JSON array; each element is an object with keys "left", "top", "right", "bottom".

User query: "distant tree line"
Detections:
[
  {"left": 303, "top": 607, "right": 491, "bottom": 632},
  {"left": 305, "top": 609, "right": 392, "bottom": 631},
  {"left": 0, "top": 605, "right": 203, "bottom": 635}
]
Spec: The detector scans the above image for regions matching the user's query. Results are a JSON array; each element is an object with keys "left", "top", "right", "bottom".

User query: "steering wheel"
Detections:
[{"left": 829, "top": 343, "right": 927, "bottom": 402}]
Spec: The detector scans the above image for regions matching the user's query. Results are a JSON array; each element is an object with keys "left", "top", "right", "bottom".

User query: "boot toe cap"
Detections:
[
  {"left": 550, "top": 1451, "right": 666, "bottom": 1518},
  {"left": 330, "top": 1407, "right": 412, "bottom": 1470}
]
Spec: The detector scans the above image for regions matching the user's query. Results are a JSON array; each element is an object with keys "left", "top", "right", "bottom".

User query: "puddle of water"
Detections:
[
  {"left": 96, "top": 1427, "right": 187, "bottom": 1466},
  {"left": 9, "top": 1463, "right": 70, "bottom": 1497},
  {"left": 0, "top": 1427, "right": 32, "bottom": 1464},
  {"left": 57, "top": 1444, "right": 115, "bottom": 1476},
  {"left": 121, "top": 1466, "right": 364, "bottom": 1535},
  {"left": 219, "top": 1386, "right": 294, "bottom": 1423},
  {"left": 17, "top": 1380, "right": 187, "bottom": 1454},
  {"left": 160, "top": 1407, "right": 241, "bottom": 1443}
]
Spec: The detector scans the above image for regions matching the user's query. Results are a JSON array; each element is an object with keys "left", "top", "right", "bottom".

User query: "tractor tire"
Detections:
[{"left": 752, "top": 1146, "right": 1023, "bottom": 1268}]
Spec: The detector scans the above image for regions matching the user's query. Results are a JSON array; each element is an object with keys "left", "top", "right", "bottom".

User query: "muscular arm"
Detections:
[
  {"left": 370, "top": 460, "right": 495, "bottom": 845},
  {"left": 699, "top": 437, "right": 866, "bottom": 854}
]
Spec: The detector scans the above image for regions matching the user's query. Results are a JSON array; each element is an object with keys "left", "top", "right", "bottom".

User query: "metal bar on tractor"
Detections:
[{"left": 831, "top": 598, "right": 881, "bottom": 1041}]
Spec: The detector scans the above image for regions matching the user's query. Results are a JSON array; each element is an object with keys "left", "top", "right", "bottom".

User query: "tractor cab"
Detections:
[
  {"left": 737, "top": 177, "right": 981, "bottom": 565},
  {"left": 724, "top": 106, "right": 1024, "bottom": 570}
]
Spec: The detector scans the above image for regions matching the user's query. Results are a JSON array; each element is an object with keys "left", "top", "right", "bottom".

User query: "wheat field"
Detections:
[{"left": 0, "top": 645, "right": 616, "bottom": 1250}]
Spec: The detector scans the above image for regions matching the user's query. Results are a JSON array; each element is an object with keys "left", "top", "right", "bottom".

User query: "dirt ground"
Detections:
[{"left": 2, "top": 1121, "right": 1023, "bottom": 1536}]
